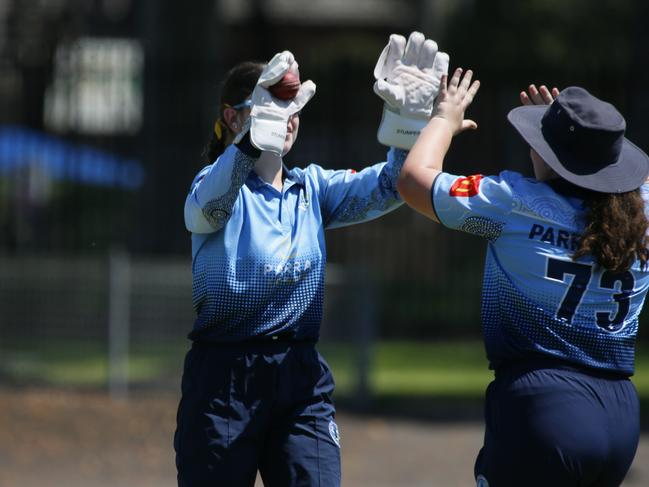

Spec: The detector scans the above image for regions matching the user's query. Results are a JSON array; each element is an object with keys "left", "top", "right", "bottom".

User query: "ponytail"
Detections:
[
  {"left": 573, "top": 189, "right": 649, "bottom": 272},
  {"left": 202, "top": 120, "right": 227, "bottom": 164}
]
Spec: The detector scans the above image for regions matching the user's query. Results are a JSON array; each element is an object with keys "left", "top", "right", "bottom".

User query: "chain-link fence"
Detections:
[
  {"left": 0, "top": 252, "right": 386, "bottom": 400},
  {"left": 2, "top": 0, "right": 649, "bottom": 394}
]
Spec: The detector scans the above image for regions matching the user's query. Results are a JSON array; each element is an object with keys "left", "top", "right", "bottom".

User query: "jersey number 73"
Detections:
[{"left": 545, "top": 257, "right": 634, "bottom": 332}]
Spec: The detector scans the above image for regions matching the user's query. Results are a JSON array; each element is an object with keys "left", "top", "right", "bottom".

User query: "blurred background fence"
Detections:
[{"left": 1, "top": 0, "right": 649, "bottom": 397}]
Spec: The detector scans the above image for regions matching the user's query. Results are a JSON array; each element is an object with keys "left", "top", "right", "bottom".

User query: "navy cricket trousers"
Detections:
[
  {"left": 174, "top": 340, "right": 341, "bottom": 487},
  {"left": 474, "top": 362, "right": 640, "bottom": 487}
]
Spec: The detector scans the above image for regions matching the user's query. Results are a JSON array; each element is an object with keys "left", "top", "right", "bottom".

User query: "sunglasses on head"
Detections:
[
  {"left": 226, "top": 99, "right": 252, "bottom": 111},
  {"left": 226, "top": 99, "right": 302, "bottom": 118}
]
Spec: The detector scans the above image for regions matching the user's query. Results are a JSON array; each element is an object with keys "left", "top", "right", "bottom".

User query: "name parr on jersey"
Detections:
[
  {"left": 528, "top": 223, "right": 581, "bottom": 250},
  {"left": 264, "top": 259, "right": 312, "bottom": 284}
]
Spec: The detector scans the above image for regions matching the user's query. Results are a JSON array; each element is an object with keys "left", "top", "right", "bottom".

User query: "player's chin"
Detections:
[{"left": 282, "top": 133, "right": 297, "bottom": 155}]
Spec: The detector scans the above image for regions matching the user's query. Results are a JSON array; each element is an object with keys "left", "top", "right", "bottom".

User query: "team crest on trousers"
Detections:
[
  {"left": 476, "top": 474, "right": 489, "bottom": 487},
  {"left": 328, "top": 420, "right": 340, "bottom": 447}
]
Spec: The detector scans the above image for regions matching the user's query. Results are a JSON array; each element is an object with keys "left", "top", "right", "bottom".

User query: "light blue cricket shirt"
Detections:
[
  {"left": 184, "top": 140, "right": 407, "bottom": 342},
  {"left": 433, "top": 170, "right": 649, "bottom": 376}
]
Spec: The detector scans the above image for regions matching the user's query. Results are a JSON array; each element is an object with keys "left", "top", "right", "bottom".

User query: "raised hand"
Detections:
[
  {"left": 374, "top": 31, "right": 449, "bottom": 149},
  {"left": 247, "top": 51, "right": 316, "bottom": 155},
  {"left": 519, "top": 84, "right": 559, "bottom": 106},
  {"left": 432, "top": 68, "right": 480, "bottom": 135}
]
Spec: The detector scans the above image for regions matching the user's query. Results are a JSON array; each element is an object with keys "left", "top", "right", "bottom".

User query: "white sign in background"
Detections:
[{"left": 45, "top": 37, "right": 143, "bottom": 135}]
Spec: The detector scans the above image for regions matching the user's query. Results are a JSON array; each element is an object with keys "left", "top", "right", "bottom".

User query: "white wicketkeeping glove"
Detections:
[
  {"left": 245, "top": 51, "right": 316, "bottom": 155},
  {"left": 374, "top": 32, "right": 449, "bottom": 149}
]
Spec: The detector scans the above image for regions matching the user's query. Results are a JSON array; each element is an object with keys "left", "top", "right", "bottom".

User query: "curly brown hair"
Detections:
[{"left": 573, "top": 189, "right": 649, "bottom": 272}]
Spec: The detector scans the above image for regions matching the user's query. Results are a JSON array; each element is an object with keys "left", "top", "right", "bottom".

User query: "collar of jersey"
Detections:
[{"left": 245, "top": 164, "right": 305, "bottom": 190}]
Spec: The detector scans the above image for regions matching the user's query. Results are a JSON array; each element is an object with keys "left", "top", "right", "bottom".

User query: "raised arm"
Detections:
[
  {"left": 374, "top": 31, "right": 449, "bottom": 150},
  {"left": 185, "top": 50, "right": 316, "bottom": 234},
  {"left": 397, "top": 68, "right": 480, "bottom": 222},
  {"left": 313, "top": 32, "right": 449, "bottom": 229},
  {"left": 314, "top": 147, "right": 408, "bottom": 229},
  {"left": 184, "top": 139, "right": 260, "bottom": 234}
]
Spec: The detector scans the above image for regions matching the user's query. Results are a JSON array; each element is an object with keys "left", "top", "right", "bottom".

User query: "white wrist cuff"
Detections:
[
  {"left": 377, "top": 105, "right": 428, "bottom": 150},
  {"left": 250, "top": 117, "right": 287, "bottom": 156}
]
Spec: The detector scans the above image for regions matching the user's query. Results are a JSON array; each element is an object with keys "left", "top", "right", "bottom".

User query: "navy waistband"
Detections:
[
  {"left": 192, "top": 331, "right": 317, "bottom": 346},
  {"left": 495, "top": 357, "right": 630, "bottom": 380},
  {"left": 189, "top": 325, "right": 318, "bottom": 344}
]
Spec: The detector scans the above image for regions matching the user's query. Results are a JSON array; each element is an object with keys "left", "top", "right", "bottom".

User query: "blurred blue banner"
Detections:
[{"left": 0, "top": 126, "right": 144, "bottom": 191}]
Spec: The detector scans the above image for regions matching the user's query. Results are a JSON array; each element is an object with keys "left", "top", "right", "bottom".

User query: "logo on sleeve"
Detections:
[{"left": 449, "top": 175, "right": 483, "bottom": 197}]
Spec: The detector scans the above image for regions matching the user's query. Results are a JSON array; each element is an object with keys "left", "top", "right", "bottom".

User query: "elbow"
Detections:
[
  {"left": 184, "top": 200, "right": 218, "bottom": 234},
  {"left": 183, "top": 197, "right": 199, "bottom": 232},
  {"left": 185, "top": 212, "right": 219, "bottom": 234},
  {"left": 184, "top": 208, "right": 202, "bottom": 233},
  {"left": 396, "top": 171, "right": 407, "bottom": 196},
  {"left": 397, "top": 166, "right": 416, "bottom": 204}
]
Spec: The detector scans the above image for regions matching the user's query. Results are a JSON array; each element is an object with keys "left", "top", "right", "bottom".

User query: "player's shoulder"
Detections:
[
  {"left": 439, "top": 170, "right": 545, "bottom": 200},
  {"left": 495, "top": 170, "right": 563, "bottom": 198},
  {"left": 299, "top": 162, "right": 339, "bottom": 175},
  {"left": 456, "top": 170, "right": 528, "bottom": 191},
  {"left": 288, "top": 163, "right": 318, "bottom": 181},
  {"left": 509, "top": 175, "right": 584, "bottom": 228},
  {"left": 496, "top": 170, "right": 536, "bottom": 188},
  {"left": 295, "top": 163, "right": 354, "bottom": 184},
  {"left": 286, "top": 163, "right": 328, "bottom": 190},
  {"left": 288, "top": 163, "right": 314, "bottom": 176},
  {"left": 189, "top": 164, "right": 213, "bottom": 188},
  {"left": 196, "top": 163, "right": 212, "bottom": 176}
]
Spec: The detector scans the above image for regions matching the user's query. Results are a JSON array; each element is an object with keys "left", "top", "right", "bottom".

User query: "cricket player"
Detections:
[
  {"left": 397, "top": 68, "right": 649, "bottom": 486},
  {"left": 175, "top": 32, "right": 448, "bottom": 486}
]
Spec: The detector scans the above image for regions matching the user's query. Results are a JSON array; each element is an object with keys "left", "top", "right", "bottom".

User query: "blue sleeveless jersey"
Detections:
[
  {"left": 432, "top": 170, "right": 649, "bottom": 375},
  {"left": 184, "top": 144, "right": 406, "bottom": 341}
]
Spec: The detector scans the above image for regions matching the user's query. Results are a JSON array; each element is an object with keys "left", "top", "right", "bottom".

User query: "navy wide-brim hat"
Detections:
[{"left": 507, "top": 86, "right": 649, "bottom": 193}]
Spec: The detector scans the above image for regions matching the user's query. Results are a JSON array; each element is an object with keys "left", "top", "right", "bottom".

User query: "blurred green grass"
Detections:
[
  {"left": 321, "top": 341, "right": 493, "bottom": 399},
  {"left": 2, "top": 340, "right": 649, "bottom": 403}
]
